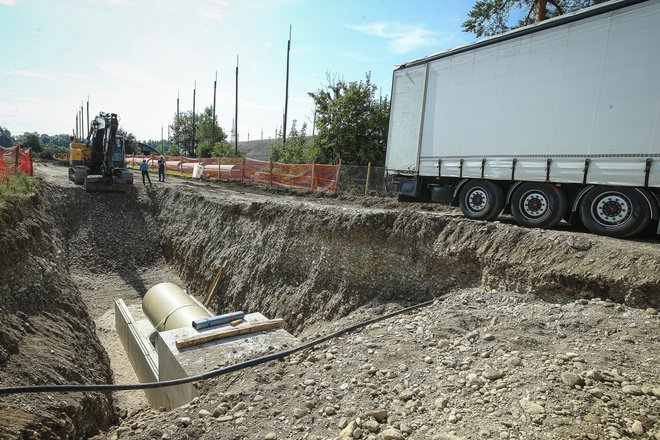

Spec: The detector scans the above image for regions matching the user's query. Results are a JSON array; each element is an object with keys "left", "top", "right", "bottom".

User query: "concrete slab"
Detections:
[
  {"left": 117, "top": 304, "right": 298, "bottom": 410},
  {"left": 158, "top": 312, "right": 298, "bottom": 377}
]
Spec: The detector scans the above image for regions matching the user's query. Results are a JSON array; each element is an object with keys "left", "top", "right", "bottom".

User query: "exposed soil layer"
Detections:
[
  {"left": 1, "top": 162, "right": 658, "bottom": 440},
  {"left": 147, "top": 184, "right": 660, "bottom": 334},
  {"left": 0, "top": 188, "right": 114, "bottom": 439}
]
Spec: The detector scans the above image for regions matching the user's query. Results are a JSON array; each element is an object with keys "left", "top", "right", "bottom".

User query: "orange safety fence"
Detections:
[
  {"left": 0, "top": 146, "right": 33, "bottom": 181},
  {"left": 125, "top": 155, "right": 339, "bottom": 194}
]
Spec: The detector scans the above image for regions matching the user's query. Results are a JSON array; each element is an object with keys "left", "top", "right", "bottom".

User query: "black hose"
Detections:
[{"left": 0, "top": 298, "right": 438, "bottom": 395}]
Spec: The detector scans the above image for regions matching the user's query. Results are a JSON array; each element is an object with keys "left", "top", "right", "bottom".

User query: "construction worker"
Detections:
[
  {"left": 140, "top": 159, "right": 152, "bottom": 185},
  {"left": 158, "top": 156, "right": 166, "bottom": 182}
]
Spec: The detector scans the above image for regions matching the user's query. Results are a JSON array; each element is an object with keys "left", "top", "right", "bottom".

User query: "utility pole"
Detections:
[
  {"left": 86, "top": 97, "right": 89, "bottom": 140},
  {"left": 176, "top": 92, "right": 180, "bottom": 154},
  {"left": 283, "top": 25, "right": 291, "bottom": 147},
  {"left": 212, "top": 71, "right": 217, "bottom": 145},
  {"left": 75, "top": 114, "right": 78, "bottom": 140},
  {"left": 192, "top": 81, "right": 197, "bottom": 157},
  {"left": 312, "top": 107, "right": 317, "bottom": 137},
  {"left": 234, "top": 55, "right": 239, "bottom": 155}
]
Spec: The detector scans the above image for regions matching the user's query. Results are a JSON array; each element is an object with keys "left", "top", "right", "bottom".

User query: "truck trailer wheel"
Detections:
[
  {"left": 511, "top": 183, "right": 567, "bottom": 229},
  {"left": 578, "top": 187, "right": 651, "bottom": 238},
  {"left": 458, "top": 180, "right": 504, "bottom": 221}
]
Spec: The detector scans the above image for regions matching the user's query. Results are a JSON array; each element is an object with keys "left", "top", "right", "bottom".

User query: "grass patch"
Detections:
[
  {"left": 0, "top": 173, "right": 34, "bottom": 197},
  {"left": 0, "top": 173, "right": 35, "bottom": 211}
]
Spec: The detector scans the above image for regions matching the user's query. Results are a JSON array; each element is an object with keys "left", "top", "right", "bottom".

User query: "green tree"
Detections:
[
  {"left": 309, "top": 72, "right": 389, "bottom": 166},
  {"left": 47, "top": 134, "right": 71, "bottom": 149},
  {"left": 0, "top": 125, "right": 13, "bottom": 148},
  {"left": 18, "top": 132, "right": 42, "bottom": 152},
  {"left": 270, "top": 120, "right": 318, "bottom": 164},
  {"left": 117, "top": 127, "right": 138, "bottom": 154},
  {"left": 196, "top": 139, "right": 238, "bottom": 158},
  {"left": 168, "top": 142, "right": 181, "bottom": 156},
  {"left": 169, "top": 106, "right": 228, "bottom": 157},
  {"left": 463, "top": 0, "right": 607, "bottom": 37}
]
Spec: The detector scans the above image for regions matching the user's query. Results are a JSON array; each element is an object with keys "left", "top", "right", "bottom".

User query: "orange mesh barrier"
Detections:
[
  {"left": 124, "top": 155, "right": 339, "bottom": 193},
  {"left": 0, "top": 147, "right": 32, "bottom": 181}
]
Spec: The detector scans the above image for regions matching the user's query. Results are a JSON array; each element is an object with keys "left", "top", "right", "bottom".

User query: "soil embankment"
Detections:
[
  {"left": 146, "top": 184, "right": 660, "bottom": 332},
  {"left": 0, "top": 188, "right": 114, "bottom": 439}
]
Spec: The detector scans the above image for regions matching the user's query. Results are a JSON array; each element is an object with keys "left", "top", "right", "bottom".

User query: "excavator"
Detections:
[{"left": 68, "top": 112, "right": 134, "bottom": 191}]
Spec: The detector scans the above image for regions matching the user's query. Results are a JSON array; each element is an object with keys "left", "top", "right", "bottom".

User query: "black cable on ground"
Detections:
[{"left": 0, "top": 297, "right": 438, "bottom": 396}]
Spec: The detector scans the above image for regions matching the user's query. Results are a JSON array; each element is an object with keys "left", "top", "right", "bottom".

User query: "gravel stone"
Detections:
[{"left": 560, "top": 372, "right": 584, "bottom": 387}]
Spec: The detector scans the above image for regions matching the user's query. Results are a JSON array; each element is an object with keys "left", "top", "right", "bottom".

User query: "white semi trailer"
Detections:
[{"left": 385, "top": 0, "right": 660, "bottom": 238}]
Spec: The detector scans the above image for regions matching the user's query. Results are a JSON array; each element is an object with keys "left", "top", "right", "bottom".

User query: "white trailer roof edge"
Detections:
[{"left": 395, "top": 0, "right": 650, "bottom": 71}]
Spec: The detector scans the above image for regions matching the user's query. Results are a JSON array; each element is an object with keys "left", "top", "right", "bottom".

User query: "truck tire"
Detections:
[
  {"left": 578, "top": 187, "right": 651, "bottom": 238},
  {"left": 458, "top": 180, "right": 504, "bottom": 221},
  {"left": 510, "top": 183, "right": 567, "bottom": 229}
]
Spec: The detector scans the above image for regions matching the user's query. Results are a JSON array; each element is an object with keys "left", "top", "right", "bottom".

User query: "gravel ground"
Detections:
[{"left": 96, "top": 289, "right": 659, "bottom": 440}]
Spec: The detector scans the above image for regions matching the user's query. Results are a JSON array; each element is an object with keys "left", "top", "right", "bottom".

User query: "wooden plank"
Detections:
[
  {"left": 175, "top": 318, "right": 286, "bottom": 349},
  {"left": 334, "top": 159, "right": 342, "bottom": 194},
  {"left": 203, "top": 260, "right": 229, "bottom": 307}
]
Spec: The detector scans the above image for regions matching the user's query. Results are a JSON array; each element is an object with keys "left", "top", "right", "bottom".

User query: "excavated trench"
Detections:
[{"left": 1, "top": 166, "right": 659, "bottom": 438}]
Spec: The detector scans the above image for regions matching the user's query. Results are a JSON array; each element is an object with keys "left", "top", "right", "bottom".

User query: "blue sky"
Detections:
[{"left": 0, "top": 0, "right": 476, "bottom": 141}]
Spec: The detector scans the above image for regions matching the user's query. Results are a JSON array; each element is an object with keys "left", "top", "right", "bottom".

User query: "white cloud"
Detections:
[
  {"left": 103, "top": 0, "right": 131, "bottom": 5},
  {"left": 5, "top": 70, "right": 55, "bottom": 80},
  {"left": 63, "top": 72, "right": 93, "bottom": 80},
  {"left": 291, "top": 96, "right": 312, "bottom": 105},
  {"left": 344, "top": 50, "right": 383, "bottom": 63},
  {"left": 198, "top": 0, "right": 229, "bottom": 21},
  {"left": 239, "top": 97, "right": 280, "bottom": 112},
  {"left": 349, "top": 22, "right": 440, "bottom": 54},
  {"left": 0, "top": 0, "right": 17, "bottom": 5},
  {"left": 96, "top": 60, "right": 156, "bottom": 86}
]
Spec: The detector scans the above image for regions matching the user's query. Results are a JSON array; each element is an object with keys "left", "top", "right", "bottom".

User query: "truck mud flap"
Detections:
[{"left": 399, "top": 178, "right": 420, "bottom": 198}]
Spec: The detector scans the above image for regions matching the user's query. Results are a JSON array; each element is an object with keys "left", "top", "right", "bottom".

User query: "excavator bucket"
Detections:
[{"left": 83, "top": 170, "right": 134, "bottom": 192}]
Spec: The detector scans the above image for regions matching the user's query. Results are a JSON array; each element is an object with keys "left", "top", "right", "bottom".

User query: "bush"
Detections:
[{"left": 37, "top": 151, "right": 55, "bottom": 160}]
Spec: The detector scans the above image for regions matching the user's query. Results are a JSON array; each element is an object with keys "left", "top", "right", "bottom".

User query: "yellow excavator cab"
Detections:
[{"left": 69, "top": 141, "right": 91, "bottom": 165}]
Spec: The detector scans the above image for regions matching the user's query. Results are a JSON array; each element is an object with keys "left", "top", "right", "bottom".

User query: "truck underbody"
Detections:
[{"left": 395, "top": 174, "right": 660, "bottom": 238}]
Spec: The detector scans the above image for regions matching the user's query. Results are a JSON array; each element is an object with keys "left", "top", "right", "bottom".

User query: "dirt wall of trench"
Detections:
[
  {"left": 0, "top": 186, "right": 114, "bottom": 439},
  {"left": 145, "top": 186, "right": 660, "bottom": 332}
]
